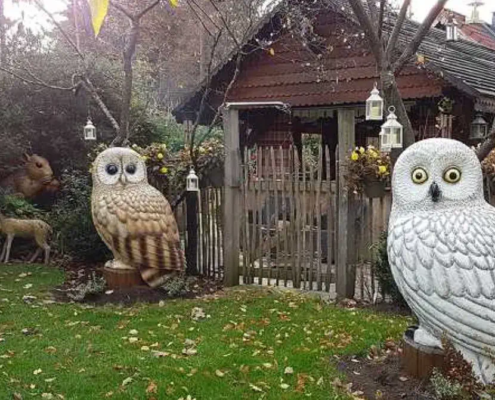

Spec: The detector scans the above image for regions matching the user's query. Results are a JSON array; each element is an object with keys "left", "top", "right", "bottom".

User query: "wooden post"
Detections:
[
  {"left": 337, "top": 108, "right": 356, "bottom": 299},
  {"left": 223, "top": 107, "right": 241, "bottom": 287},
  {"left": 186, "top": 190, "right": 199, "bottom": 275}
]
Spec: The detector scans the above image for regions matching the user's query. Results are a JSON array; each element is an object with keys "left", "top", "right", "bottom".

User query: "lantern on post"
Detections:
[
  {"left": 380, "top": 106, "right": 403, "bottom": 152},
  {"left": 84, "top": 119, "right": 97, "bottom": 141},
  {"left": 186, "top": 168, "right": 199, "bottom": 192},
  {"left": 470, "top": 113, "right": 488, "bottom": 141},
  {"left": 366, "top": 83, "right": 384, "bottom": 121}
]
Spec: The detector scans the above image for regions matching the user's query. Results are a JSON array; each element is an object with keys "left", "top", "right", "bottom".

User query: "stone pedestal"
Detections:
[
  {"left": 402, "top": 327, "right": 445, "bottom": 379},
  {"left": 103, "top": 266, "right": 143, "bottom": 289}
]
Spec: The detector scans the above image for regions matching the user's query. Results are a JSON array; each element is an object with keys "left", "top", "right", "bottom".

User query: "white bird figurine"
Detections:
[{"left": 388, "top": 138, "right": 495, "bottom": 383}]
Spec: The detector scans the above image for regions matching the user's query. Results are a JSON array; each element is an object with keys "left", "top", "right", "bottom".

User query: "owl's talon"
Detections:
[{"left": 414, "top": 328, "right": 442, "bottom": 349}]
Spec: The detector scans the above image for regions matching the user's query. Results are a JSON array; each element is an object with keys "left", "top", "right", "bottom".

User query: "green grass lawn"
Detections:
[{"left": 0, "top": 264, "right": 410, "bottom": 400}]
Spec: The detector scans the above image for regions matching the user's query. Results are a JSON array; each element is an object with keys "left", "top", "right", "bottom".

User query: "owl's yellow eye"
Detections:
[
  {"left": 411, "top": 168, "right": 428, "bottom": 184},
  {"left": 444, "top": 167, "right": 461, "bottom": 183}
]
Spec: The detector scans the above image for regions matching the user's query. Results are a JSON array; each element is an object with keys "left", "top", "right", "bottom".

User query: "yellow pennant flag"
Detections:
[
  {"left": 88, "top": 0, "right": 109, "bottom": 37},
  {"left": 169, "top": 0, "right": 179, "bottom": 7}
]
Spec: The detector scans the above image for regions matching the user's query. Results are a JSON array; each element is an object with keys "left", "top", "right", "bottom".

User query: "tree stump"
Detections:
[
  {"left": 401, "top": 326, "right": 445, "bottom": 379},
  {"left": 103, "top": 266, "right": 144, "bottom": 289}
]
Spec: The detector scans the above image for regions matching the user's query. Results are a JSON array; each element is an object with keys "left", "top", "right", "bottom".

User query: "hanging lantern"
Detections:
[
  {"left": 366, "top": 82, "right": 384, "bottom": 121},
  {"left": 186, "top": 168, "right": 199, "bottom": 192},
  {"left": 445, "top": 18, "right": 459, "bottom": 42},
  {"left": 84, "top": 119, "right": 97, "bottom": 141},
  {"left": 380, "top": 106, "right": 403, "bottom": 152},
  {"left": 470, "top": 113, "right": 488, "bottom": 140}
]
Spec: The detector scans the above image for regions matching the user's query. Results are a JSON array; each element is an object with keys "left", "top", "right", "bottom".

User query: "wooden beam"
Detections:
[
  {"left": 223, "top": 107, "right": 241, "bottom": 287},
  {"left": 337, "top": 108, "right": 356, "bottom": 299}
]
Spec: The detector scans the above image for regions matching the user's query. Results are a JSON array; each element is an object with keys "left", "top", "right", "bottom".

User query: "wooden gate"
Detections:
[{"left": 240, "top": 145, "right": 337, "bottom": 291}]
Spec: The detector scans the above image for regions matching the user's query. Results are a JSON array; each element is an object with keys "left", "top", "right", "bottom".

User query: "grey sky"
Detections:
[{"left": 3, "top": 0, "right": 495, "bottom": 30}]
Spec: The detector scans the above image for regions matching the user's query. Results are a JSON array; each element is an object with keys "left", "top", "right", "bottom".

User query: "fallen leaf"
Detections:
[
  {"left": 33, "top": 369, "right": 43, "bottom": 375},
  {"left": 215, "top": 369, "right": 225, "bottom": 377},
  {"left": 399, "top": 376, "right": 408, "bottom": 382},
  {"left": 129, "top": 329, "right": 138, "bottom": 335},
  {"left": 280, "top": 383, "right": 289, "bottom": 390},
  {"left": 23, "top": 283, "right": 33, "bottom": 289},
  {"left": 269, "top": 48, "right": 275, "bottom": 56},
  {"left": 45, "top": 346, "right": 57, "bottom": 354},
  {"left": 296, "top": 374, "right": 307, "bottom": 392},
  {"left": 182, "top": 348, "right": 197, "bottom": 356},
  {"left": 105, "top": 290, "right": 114, "bottom": 295},
  {"left": 249, "top": 384, "right": 263, "bottom": 392},
  {"left": 191, "top": 307, "right": 206, "bottom": 321},
  {"left": 284, "top": 367, "right": 294, "bottom": 375},
  {"left": 13, "top": 393, "right": 23, "bottom": 400},
  {"left": 141, "top": 346, "right": 150, "bottom": 352},
  {"left": 122, "top": 377, "right": 133, "bottom": 386},
  {"left": 41, "top": 394, "right": 53, "bottom": 399},
  {"left": 262, "top": 363, "right": 273, "bottom": 369},
  {"left": 146, "top": 381, "right": 158, "bottom": 394},
  {"left": 129, "top": 337, "right": 138, "bottom": 343},
  {"left": 152, "top": 351, "right": 170, "bottom": 358},
  {"left": 45, "top": 378, "right": 56, "bottom": 383}
]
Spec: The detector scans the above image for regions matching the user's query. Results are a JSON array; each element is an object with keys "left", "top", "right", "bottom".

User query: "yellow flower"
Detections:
[
  {"left": 160, "top": 166, "right": 168, "bottom": 174},
  {"left": 378, "top": 165, "right": 387, "bottom": 175},
  {"left": 351, "top": 152, "right": 359, "bottom": 161},
  {"left": 359, "top": 147, "right": 365, "bottom": 154},
  {"left": 141, "top": 155, "right": 149, "bottom": 162},
  {"left": 369, "top": 150, "right": 379, "bottom": 159},
  {"left": 157, "top": 153, "right": 164, "bottom": 160}
]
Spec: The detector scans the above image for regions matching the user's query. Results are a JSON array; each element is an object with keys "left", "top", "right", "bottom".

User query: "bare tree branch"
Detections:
[
  {"left": 377, "top": 0, "right": 385, "bottom": 40},
  {"left": 33, "top": 0, "right": 85, "bottom": 61},
  {"left": 136, "top": 0, "right": 160, "bottom": 20},
  {"left": 185, "top": 0, "right": 215, "bottom": 37},
  {"left": 207, "top": 0, "right": 241, "bottom": 48},
  {"left": 82, "top": 77, "right": 121, "bottom": 134},
  {"left": 0, "top": 65, "right": 77, "bottom": 91},
  {"left": 386, "top": 0, "right": 411, "bottom": 60},
  {"left": 110, "top": 2, "right": 135, "bottom": 20},
  {"left": 392, "top": 0, "right": 448, "bottom": 74},
  {"left": 347, "top": 0, "right": 384, "bottom": 65}
]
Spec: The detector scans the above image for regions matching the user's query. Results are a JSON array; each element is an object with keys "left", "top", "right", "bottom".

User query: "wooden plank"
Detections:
[
  {"left": 288, "top": 147, "right": 296, "bottom": 287},
  {"left": 301, "top": 150, "right": 307, "bottom": 290},
  {"left": 337, "top": 108, "right": 356, "bottom": 299},
  {"left": 324, "top": 145, "right": 333, "bottom": 292},
  {"left": 308, "top": 158, "right": 315, "bottom": 290},
  {"left": 242, "top": 148, "right": 250, "bottom": 284},
  {"left": 294, "top": 148, "right": 302, "bottom": 289},
  {"left": 315, "top": 146, "right": 323, "bottom": 291},
  {"left": 271, "top": 146, "right": 280, "bottom": 287},
  {"left": 223, "top": 108, "right": 241, "bottom": 287},
  {"left": 266, "top": 151, "right": 272, "bottom": 286},
  {"left": 281, "top": 146, "right": 289, "bottom": 287},
  {"left": 257, "top": 147, "right": 264, "bottom": 285}
]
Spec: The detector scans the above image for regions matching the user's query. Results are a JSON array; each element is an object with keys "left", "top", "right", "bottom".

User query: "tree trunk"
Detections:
[
  {"left": 381, "top": 68, "right": 415, "bottom": 148},
  {"left": 0, "top": 0, "right": 6, "bottom": 66},
  {"left": 112, "top": 20, "right": 140, "bottom": 147}
]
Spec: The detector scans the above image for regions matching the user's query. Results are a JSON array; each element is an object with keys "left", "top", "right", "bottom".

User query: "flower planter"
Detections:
[{"left": 363, "top": 178, "right": 386, "bottom": 198}]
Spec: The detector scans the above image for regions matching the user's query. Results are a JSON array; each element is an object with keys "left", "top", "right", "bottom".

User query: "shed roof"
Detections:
[{"left": 174, "top": 0, "right": 495, "bottom": 122}]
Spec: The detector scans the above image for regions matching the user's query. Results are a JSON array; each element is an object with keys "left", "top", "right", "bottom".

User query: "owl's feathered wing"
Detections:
[
  {"left": 92, "top": 184, "right": 185, "bottom": 288},
  {"left": 389, "top": 204, "right": 495, "bottom": 380}
]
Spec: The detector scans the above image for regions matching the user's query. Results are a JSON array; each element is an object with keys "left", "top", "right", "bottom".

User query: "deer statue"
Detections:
[
  {"left": 0, "top": 213, "right": 52, "bottom": 264},
  {"left": 0, "top": 154, "right": 60, "bottom": 199}
]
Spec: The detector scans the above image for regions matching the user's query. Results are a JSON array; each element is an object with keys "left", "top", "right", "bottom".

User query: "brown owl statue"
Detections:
[{"left": 91, "top": 147, "right": 185, "bottom": 287}]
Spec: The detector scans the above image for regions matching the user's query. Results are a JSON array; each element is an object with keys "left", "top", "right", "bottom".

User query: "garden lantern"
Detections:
[
  {"left": 445, "top": 18, "right": 458, "bottom": 42},
  {"left": 470, "top": 113, "right": 489, "bottom": 140},
  {"left": 380, "top": 106, "right": 403, "bottom": 152},
  {"left": 366, "top": 83, "right": 384, "bottom": 121},
  {"left": 84, "top": 119, "right": 97, "bottom": 141},
  {"left": 186, "top": 168, "right": 199, "bottom": 192}
]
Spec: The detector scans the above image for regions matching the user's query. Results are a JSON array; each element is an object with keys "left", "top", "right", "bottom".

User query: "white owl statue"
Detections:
[{"left": 388, "top": 138, "right": 495, "bottom": 383}]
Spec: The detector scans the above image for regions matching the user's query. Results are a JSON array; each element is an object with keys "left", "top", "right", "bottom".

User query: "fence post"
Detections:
[
  {"left": 223, "top": 107, "right": 241, "bottom": 287},
  {"left": 186, "top": 190, "right": 199, "bottom": 275},
  {"left": 336, "top": 108, "right": 356, "bottom": 299}
]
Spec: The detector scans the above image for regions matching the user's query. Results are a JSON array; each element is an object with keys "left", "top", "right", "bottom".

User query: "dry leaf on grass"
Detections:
[{"left": 146, "top": 381, "right": 158, "bottom": 394}]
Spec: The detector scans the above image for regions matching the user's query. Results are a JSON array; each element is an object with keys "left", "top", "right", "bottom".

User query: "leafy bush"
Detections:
[
  {"left": 49, "top": 169, "right": 111, "bottom": 263},
  {"left": 0, "top": 193, "right": 46, "bottom": 219},
  {"left": 430, "top": 369, "right": 467, "bottom": 400},
  {"left": 161, "top": 276, "right": 192, "bottom": 297},
  {"left": 371, "top": 232, "right": 409, "bottom": 308}
]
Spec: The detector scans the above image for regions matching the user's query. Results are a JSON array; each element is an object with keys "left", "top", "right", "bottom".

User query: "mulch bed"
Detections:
[
  {"left": 338, "top": 347, "right": 435, "bottom": 399},
  {"left": 51, "top": 260, "right": 222, "bottom": 306}
]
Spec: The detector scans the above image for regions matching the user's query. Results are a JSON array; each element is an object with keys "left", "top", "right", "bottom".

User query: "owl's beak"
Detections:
[
  {"left": 429, "top": 182, "right": 441, "bottom": 202},
  {"left": 119, "top": 175, "right": 127, "bottom": 185}
]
